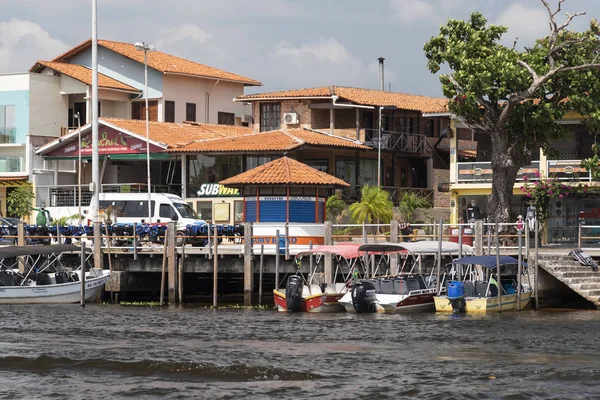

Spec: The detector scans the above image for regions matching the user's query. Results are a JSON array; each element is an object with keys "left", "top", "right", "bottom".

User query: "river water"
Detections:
[{"left": 1, "top": 305, "right": 599, "bottom": 399}]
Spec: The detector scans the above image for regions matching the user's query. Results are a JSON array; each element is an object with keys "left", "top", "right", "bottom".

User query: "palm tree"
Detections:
[
  {"left": 349, "top": 186, "right": 393, "bottom": 226},
  {"left": 398, "top": 192, "right": 430, "bottom": 222}
]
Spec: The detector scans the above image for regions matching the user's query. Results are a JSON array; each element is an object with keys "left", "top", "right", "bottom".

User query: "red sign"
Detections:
[{"left": 47, "top": 125, "right": 163, "bottom": 157}]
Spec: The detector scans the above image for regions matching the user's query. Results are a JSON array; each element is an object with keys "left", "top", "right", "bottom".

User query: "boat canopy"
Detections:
[
  {"left": 358, "top": 241, "right": 473, "bottom": 255},
  {"left": 451, "top": 255, "right": 527, "bottom": 269},
  {"left": 296, "top": 243, "right": 363, "bottom": 259},
  {"left": 0, "top": 244, "right": 86, "bottom": 259}
]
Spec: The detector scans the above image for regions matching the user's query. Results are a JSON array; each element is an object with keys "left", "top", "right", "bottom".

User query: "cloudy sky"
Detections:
[{"left": 1, "top": 0, "right": 599, "bottom": 97}]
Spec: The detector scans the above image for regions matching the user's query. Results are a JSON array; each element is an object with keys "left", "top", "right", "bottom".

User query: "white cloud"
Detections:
[
  {"left": 274, "top": 38, "right": 353, "bottom": 64},
  {"left": 0, "top": 18, "right": 69, "bottom": 73},
  {"left": 495, "top": 2, "right": 550, "bottom": 46},
  {"left": 389, "top": 0, "right": 437, "bottom": 23},
  {"left": 155, "top": 23, "right": 212, "bottom": 50}
]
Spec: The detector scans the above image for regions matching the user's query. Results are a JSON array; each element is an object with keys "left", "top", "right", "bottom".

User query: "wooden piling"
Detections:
[
  {"left": 534, "top": 219, "right": 539, "bottom": 310},
  {"left": 178, "top": 237, "right": 185, "bottom": 304},
  {"left": 80, "top": 242, "right": 86, "bottom": 307},
  {"left": 167, "top": 222, "right": 176, "bottom": 304},
  {"left": 474, "top": 220, "right": 483, "bottom": 256},
  {"left": 495, "top": 221, "right": 502, "bottom": 312},
  {"left": 324, "top": 222, "right": 332, "bottom": 284},
  {"left": 517, "top": 225, "right": 523, "bottom": 310},
  {"left": 389, "top": 220, "right": 399, "bottom": 275},
  {"left": 17, "top": 222, "right": 25, "bottom": 273},
  {"left": 93, "top": 221, "right": 102, "bottom": 269},
  {"left": 259, "top": 244, "right": 264, "bottom": 306},
  {"left": 436, "top": 219, "right": 443, "bottom": 295},
  {"left": 159, "top": 232, "right": 168, "bottom": 306},
  {"left": 213, "top": 224, "right": 218, "bottom": 308},
  {"left": 284, "top": 222, "right": 289, "bottom": 260},
  {"left": 243, "top": 222, "right": 252, "bottom": 306},
  {"left": 104, "top": 224, "right": 113, "bottom": 273},
  {"left": 133, "top": 222, "right": 138, "bottom": 261}
]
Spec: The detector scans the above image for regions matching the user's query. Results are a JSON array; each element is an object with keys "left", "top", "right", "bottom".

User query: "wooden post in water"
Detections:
[
  {"left": 133, "top": 222, "right": 138, "bottom": 261},
  {"left": 80, "top": 242, "right": 86, "bottom": 307},
  {"left": 324, "top": 221, "right": 332, "bottom": 284},
  {"left": 308, "top": 240, "right": 313, "bottom": 274},
  {"left": 436, "top": 219, "right": 443, "bottom": 295},
  {"left": 104, "top": 224, "right": 112, "bottom": 273},
  {"left": 495, "top": 221, "right": 502, "bottom": 312},
  {"left": 159, "top": 231, "right": 168, "bottom": 306},
  {"left": 578, "top": 222, "right": 582, "bottom": 249},
  {"left": 362, "top": 222, "right": 367, "bottom": 244},
  {"left": 525, "top": 223, "right": 530, "bottom": 260},
  {"left": 213, "top": 224, "right": 218, "bottom": 308},
  {"left": 534, "top": 219, "right": 539, "bottom": 310},
  {"left": 517, "top": 224, "right": 523, "bottom": 311},
  {"left": 178, "top": 237, "right": 185, "bottom": 304},
  {"left": 389, "top": 220, "right": 399, "bottom": 275},
  {"left": 487, "top": 224, "right": 492, "bottom": 255},
  {"left": 94, "top": 221, "right": 102, "bottom": 269},
  {"left": 207, "top": 224, "right": 212, "bottom": 260},
  {"left": 56, "top": 223, "right": 60, "bottom": 245},
  {"left": 167, "top": 222, "right": 176, "bottom": 304},
  {"left": 243, "top": 222, "right": 253, "bottom": 306},
  {"left": 259, "top": 244, "right": 264, "bottom": 306},
  {"left": 458, "top": 223, "right": 463, "bottom": 258},
  {"left": 17, "top": 222, "right": 25, "bottom": 273},
  {"left": 275, "top": 229, "right": 280, "bottom": 291}
]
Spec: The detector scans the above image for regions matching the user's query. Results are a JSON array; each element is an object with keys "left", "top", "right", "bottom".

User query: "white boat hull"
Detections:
[
  {"left": 0, "top": 270, "right": 110, "bottom": 304},
  {"left": 338, "top": 289, "right": 436, "bottom": 313}
]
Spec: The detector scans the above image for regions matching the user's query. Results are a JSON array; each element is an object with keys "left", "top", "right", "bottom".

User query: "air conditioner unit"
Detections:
[
  {"left": 240, "top": 114, "right": 253, "bottom": 123},
  {"left": 283, "top": 112, "right": 299, "bottom": 124}
]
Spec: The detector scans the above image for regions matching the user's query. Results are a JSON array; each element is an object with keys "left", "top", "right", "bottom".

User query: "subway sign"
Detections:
[{"left": 197, "top": 183, "right": 240, "bottom": 197}]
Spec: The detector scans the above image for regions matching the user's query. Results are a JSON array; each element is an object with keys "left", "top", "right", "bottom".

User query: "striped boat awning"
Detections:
[{"left": 0, "top": 176, "right": 30, "bottom": 187}]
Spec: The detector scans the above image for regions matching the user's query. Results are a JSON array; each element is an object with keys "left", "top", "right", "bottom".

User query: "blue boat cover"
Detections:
[{"left": 451, "top": 255, "right": 527, "bottom": 269}]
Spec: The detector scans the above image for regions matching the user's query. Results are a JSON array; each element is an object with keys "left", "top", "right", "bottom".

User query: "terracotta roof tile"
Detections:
[
  {"left": 172, "top": 128, "right": 370, "bottom": 153},
  {"left": 51, "top": 39, "right": 261, "bottom": 86},
  {"left": 30, "top": 61, "right": 139, "bottom": 92},
  {"left": 237, "top": 85, "right": 448, "bottom": 113},
  {"left": 101, "top": 118, "right": 251, "bottom": 148},
  {"left": 220, "top": 157, "right": 350, "bottom": 187}
]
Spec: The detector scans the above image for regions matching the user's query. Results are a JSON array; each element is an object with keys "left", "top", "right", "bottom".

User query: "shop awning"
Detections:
[{"left": 0, "top": 176, "right": 30, "bottom": 186}]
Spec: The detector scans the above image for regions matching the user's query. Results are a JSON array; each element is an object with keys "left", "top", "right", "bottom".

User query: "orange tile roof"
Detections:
[
  {"left": 171, "top": 128, "right": 370, "bottom": 153},
  {"left": 237, "top": 85, "right": 448, "bottom": 113},
  {"left": 51, "top": 39, "right": 261, "bottom": 86},
  {"left": 30, "top": 61, "right": 139, "bottom": 92},
  {"left": 101, "top": 118, "right": 251, "bottom": 148},
  {"left": 220, "top": 157, "right": 350, "bottom": 187}
]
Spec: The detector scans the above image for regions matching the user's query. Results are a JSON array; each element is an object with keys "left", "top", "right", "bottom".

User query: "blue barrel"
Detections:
[{"left": 447, "top": 281, "right": 465, "bottom": 299}]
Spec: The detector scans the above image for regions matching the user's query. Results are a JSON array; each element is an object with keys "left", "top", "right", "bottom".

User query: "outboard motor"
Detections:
[
  {"left": 285, "top": 275, "right": 304, "bottom": 312},
  {"left": 447, "top": 281, "right": 466, "bottom": 313},
  {"left": 351, "top": 281, "right": 377, "bottom": 313}
]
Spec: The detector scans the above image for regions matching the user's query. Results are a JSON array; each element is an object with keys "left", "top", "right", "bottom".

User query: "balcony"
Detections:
[
  {"left": 0, "top": 156, "right": 25, "bottom": 173},
  {"left": 0, "top": 127, "right": 17, "bottom": 144},
  {"left": 364, "top": 129, "right": 427, "bottom": 154},
  {"left": 456, "top": 160, "right": 595, "bottom": 183}
]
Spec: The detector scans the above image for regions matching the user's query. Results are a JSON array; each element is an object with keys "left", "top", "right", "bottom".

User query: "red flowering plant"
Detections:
[{"left": 520, "top": 172, "right": 588, "bottom": 225}]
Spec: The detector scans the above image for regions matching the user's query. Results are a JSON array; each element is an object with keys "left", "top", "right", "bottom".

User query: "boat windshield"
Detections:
[{"left": 173, "top": 202, "right": 200, "bottom": 219}]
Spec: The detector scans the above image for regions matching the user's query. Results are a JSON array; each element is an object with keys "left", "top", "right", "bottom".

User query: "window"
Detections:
[
  {"left": 165, "top": 101, "right": 175, "bottom": 123},
  {"left": 304, "top": 159, "right": 329, "bottom": 173},
  {"left": 260, "top": 103, "right": 280, "bottom": 131},
  {"left": 186, "top": 103, "right": 196, "bottom": 122},
  {"left": 159, "top": 204, "right": 173, "bottom": 219},
  {"left": 218, "top": 112, "right": 235, "bottom": 126},
  {"left": 335, "top": 158, "right": 356, "bottom": 187},
  {"left": 132, "top": 101, "right": 158, "bottom": 121},
  {"left": 234, "top": 201, "right": 244, "bottom": 223},
  {"left": 246, "top": 155, "right": 274, "bottom": 170},
  {"left": 0, "top": 105, "right": 15, "bottom": 144},
  {"left": 99, "top": 200, "right": 155, "bottom": 219},
  {"left": 196, "top": 201, "right": 213, "bottom": 222}
]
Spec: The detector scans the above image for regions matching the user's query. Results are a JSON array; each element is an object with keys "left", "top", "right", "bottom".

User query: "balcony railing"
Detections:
[
  {"left": 0, "top": 156, "right": 25, "bottom": 173},
  {"left": 364, "top": 129, "right": 427, "bottom": 154},
  {"left": 546, "top": 160, "right": 592, "bottom": 181},
  {"left": 457, "top": 161, "right": 541, "bottom": 183},
  {"left": 0, "top": 127, "right": 17, "bottom": 144}
]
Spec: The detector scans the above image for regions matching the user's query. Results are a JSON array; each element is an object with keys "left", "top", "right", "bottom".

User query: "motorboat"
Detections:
[
  {"left": 273, "top": 243, "right": 365, "bottom": 312},
  {"left": 434, "top": 255, "right": 532, "bottom": 313},
  {"left": 0, "top": 245, "right": 110, "bottom": 304},
  {"left": 339, "top": 241, "right": 473, "bottom": 313}
]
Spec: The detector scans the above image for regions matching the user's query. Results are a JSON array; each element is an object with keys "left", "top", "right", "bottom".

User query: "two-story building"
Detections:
[
  {"left": 0, "top": 38, "right": 262, "bottom": 217},
  {"left": 446, "top": 113, "right": 599, "bottom": 244}
]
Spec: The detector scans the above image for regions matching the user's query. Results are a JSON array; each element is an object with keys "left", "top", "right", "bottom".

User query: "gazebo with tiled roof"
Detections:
[{"left": 220, "top": 156, "right": 349, "bottom": 224}]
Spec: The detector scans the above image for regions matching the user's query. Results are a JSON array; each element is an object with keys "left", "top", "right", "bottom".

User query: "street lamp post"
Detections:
[{"left": 134, "top": 41, "right": 155, "bottom": 224}]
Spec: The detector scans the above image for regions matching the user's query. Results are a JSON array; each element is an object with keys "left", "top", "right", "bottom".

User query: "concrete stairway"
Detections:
[{"left": 537, "top": 255, "right": 600, "bottom": 307}]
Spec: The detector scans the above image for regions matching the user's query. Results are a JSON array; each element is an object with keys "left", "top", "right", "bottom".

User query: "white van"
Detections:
[{"left": 97, "top": 193, "right": 206, "bottom": 231}]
